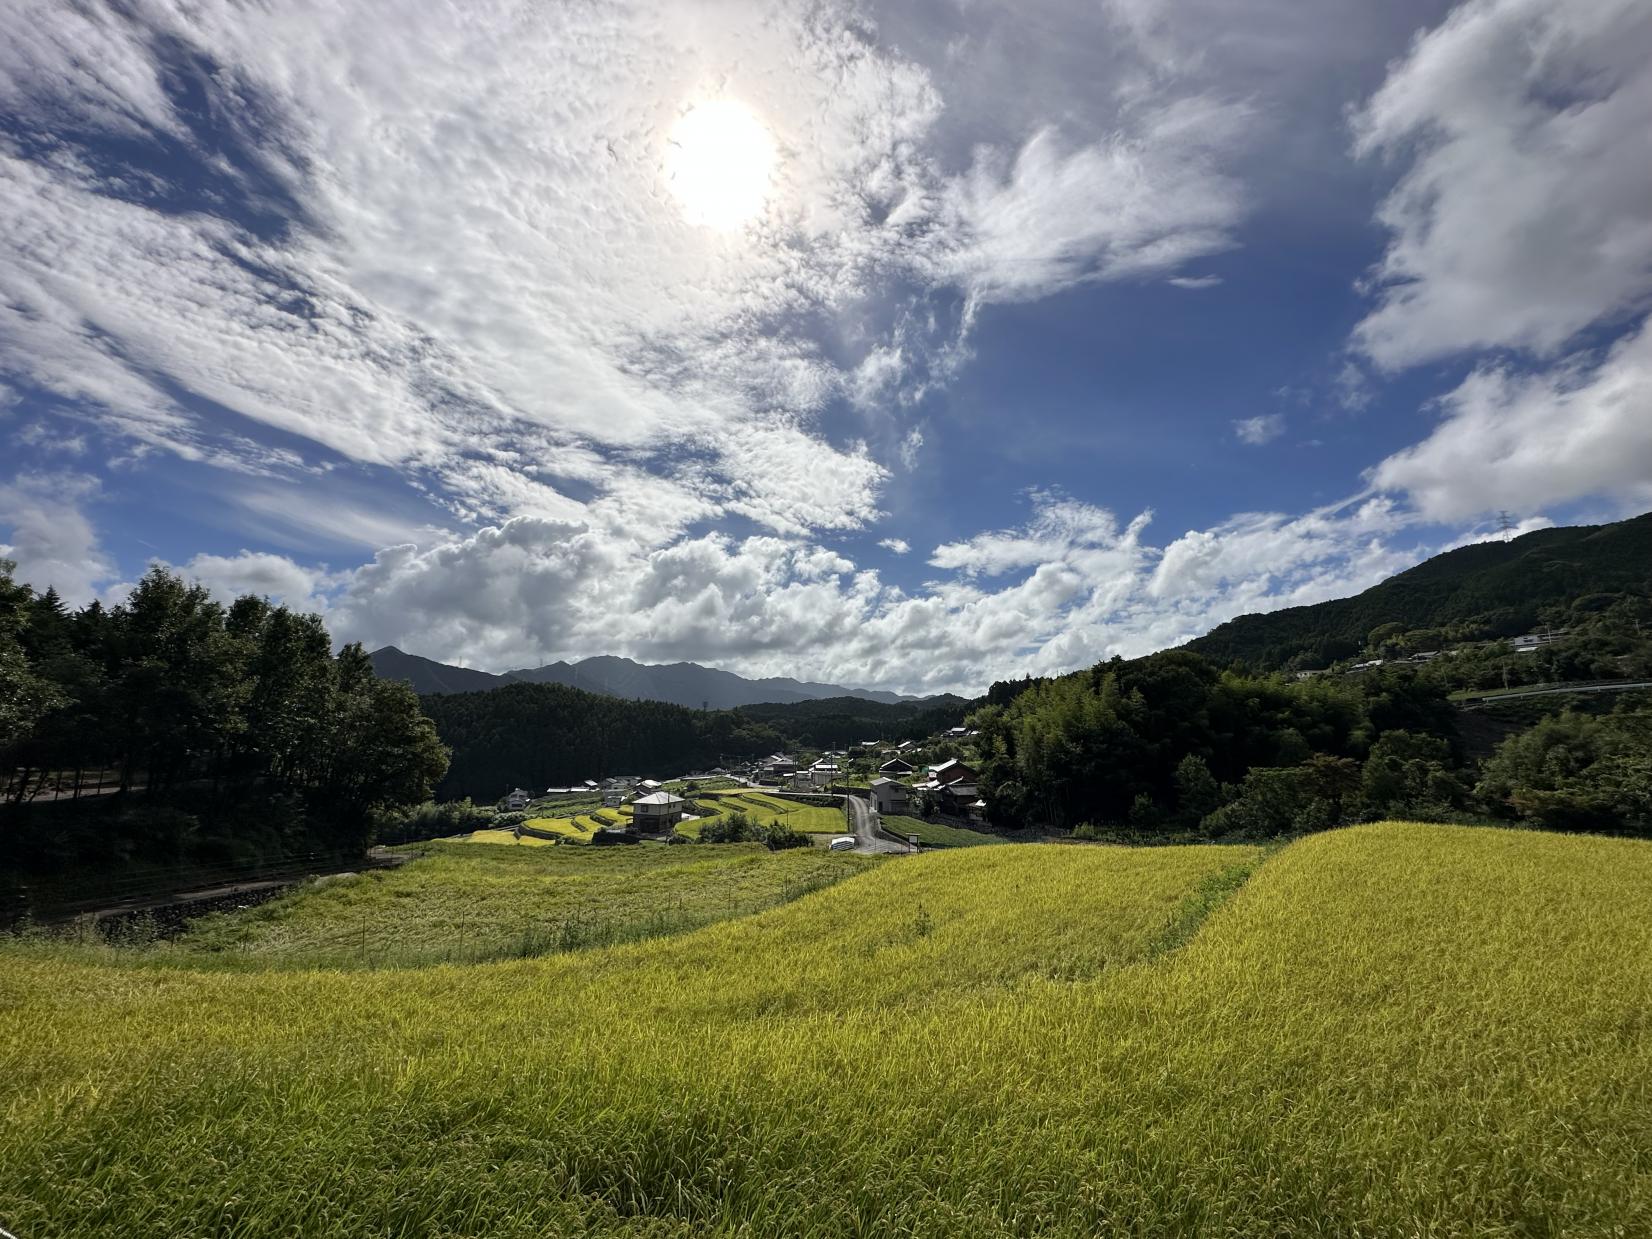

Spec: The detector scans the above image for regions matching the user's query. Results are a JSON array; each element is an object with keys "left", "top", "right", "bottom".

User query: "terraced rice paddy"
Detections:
[
  {"left": 707, "top": 788, "right": 851, "bottom": 834},
  {"left": 9, "top": 841, "right": 876, "bottom": 970},
  {"left": 880, "top": 814, "right": 1001, "bottom": 847},
  {"left": 4, "top": 823, "right": 1651, "bottom": 1236}
]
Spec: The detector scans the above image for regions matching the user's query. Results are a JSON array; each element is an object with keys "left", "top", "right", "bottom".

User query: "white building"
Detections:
[
  {"left": 1509, "top": 630, "right": 1568, "bottom": 653},
  {"left": 870, "top": 777, "right": 909, "bottom": 815},
  {"left": 631, "top": 791, "right": 686, "bottom": 832}
]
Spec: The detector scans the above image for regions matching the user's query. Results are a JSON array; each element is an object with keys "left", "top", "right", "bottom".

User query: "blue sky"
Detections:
[{"left": 2, "top": 0, "right": 1650, "bottom": 695}]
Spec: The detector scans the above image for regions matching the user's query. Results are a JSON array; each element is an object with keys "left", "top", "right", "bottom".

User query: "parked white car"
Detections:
[{"left": 828, "top": 836, "right": 857, "bottom": 852}]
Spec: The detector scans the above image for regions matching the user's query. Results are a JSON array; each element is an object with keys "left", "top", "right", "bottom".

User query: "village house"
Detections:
[
  {"left": 928, "top": 758, "right": 977, "bottom": 787},
  {"left": 503, "top": 788, "right": 533, "bottom": 811},
  {"left": 760, "top": 754, "right": 798, "bottom": 780},
  {"left": 878, "top": 757, "right": 914, "bottom": 776},
  {"left": 870, "top": 777, "right": 909, "bottom": 815},
  {"left": 808, "top": 759, "right": 841, "bottom": 788},
  {"left": 1509, "top": 630, "right": 1568, "bottom": 653},
  {"left": 630, "top": 790, "right": 686, "bottom": 832},
  {"left": 922, "top": 758, "right": 980, "bottom": 815}
]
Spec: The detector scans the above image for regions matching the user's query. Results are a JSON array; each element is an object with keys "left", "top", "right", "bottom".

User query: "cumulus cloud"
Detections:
[
  {"left": 1371, "top": 316, "right": 1652, "bottom": 521},
  {"left": 1352, "top": 0, "right": 1652, "bottom": 368},
  {"left": 1233, "top": 413, "right": 1286, "bottom": 445},
  {"left": 87, "top": 484, "right": 1450, "bottom": 696},
  {"left": 0, "top": 473, "right": 116, "bottom": 603},
  {"left": 173, "top": 551, "right": 340, "bottom": 614},
  {"left": 878, "top": 538, "right": 911, "bottom": 554}
]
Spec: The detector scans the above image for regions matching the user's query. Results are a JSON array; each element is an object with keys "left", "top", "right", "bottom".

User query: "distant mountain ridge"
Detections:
[
  {"left": 1184, "top": 510, "right": 1652, "bottom": 671},
  {"left": 369, "top": 647, "right": 919, "bottom": 708}
]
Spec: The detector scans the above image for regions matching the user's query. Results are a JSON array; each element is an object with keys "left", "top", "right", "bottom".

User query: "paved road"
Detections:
[
  {"left": 845, "top": 794, "right": 909, "bottom": 854},
  {"left": 1459, "top": 680, "right": 1652, "bottom": 706}
]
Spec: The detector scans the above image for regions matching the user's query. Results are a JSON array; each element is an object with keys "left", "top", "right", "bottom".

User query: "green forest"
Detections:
[
  {"left": 419, "top": 684, "right": 970, "bottom": 800},
  {"left": 1186, "top": 512, "right": 1652, "bottom": 671},
  {"left": 418, "top": 683, "right": 784, "bottom": 799},
  {"left": 973, "top": 647, "right": 1651, "bottom": 838},
  {"left": 0, "top": 561, "right": 447, "bottom": 888}
]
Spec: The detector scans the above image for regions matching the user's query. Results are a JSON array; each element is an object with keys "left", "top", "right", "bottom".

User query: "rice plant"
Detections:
[{"left": 2, "top": 824, "right": 1649, "bottom": 1237}]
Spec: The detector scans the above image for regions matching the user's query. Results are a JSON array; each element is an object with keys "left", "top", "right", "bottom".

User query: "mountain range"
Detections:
[
  {"left": 368, "top": 647, "right": 918, "bottom": 708},
  {"left": 377, "top": 510, "right": 1652, "bottom": 710}
]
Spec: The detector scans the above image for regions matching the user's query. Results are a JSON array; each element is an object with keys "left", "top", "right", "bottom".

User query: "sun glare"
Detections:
[{"left": 665, "top": 100, "right": 777, "bottom": 230}]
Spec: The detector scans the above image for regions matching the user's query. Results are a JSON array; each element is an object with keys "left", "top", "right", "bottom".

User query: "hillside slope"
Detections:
[
  {"left": 4, "top": 824, "right": 1651, "bottom": 1236},
  {"left": 1186, "top": 510, "right": 1652, "bottom": 670}
]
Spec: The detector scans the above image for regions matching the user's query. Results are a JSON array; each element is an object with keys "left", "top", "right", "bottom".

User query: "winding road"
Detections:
[{"left": 845, "top": 793, "right": 909, "bottom": 854}]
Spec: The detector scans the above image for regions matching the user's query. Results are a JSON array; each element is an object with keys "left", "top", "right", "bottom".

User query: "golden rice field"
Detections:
[
  {"left": 9, "top": 840, "right": 876, "bottom": 970},
  {"left": 708, "top": 788, "right": 851, "bottom": 834},
  {"left": 3, "top": 823, "right": 1651, "bottom": 1236}
]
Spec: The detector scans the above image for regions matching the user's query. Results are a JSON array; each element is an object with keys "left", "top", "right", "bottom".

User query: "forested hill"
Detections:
[
  {"left": 1185, "top": 511, "right": 1652, "bottom": 671},
  {"left": 419, "top": 683, "right": 779, "bottom": 800},
  {"left": 737, "top": 695, "right": 971, "bottom": 750},
  {"left": 419, "top": 684, "right": 974, "bottom": 800}
]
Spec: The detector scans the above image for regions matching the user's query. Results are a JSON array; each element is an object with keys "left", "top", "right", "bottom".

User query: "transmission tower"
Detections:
[{"left": 1495, "top": 510, "right": 1515, "bottom": 542}]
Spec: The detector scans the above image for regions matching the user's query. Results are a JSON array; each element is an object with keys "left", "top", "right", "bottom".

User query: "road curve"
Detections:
[{"left": 845, "top": 793, "right": 909, "bottom": 854}]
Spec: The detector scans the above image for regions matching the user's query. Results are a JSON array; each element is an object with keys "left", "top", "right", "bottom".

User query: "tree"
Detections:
[
  {"left": 1476, "top": 708, "right": 1652, "bottom": 833},
  {"left": 1172, "top": 754, "right": 1221, "bottom": 828}
]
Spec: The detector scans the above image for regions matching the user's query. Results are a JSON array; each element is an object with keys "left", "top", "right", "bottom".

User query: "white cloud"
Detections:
[
  {"left": 1168, "top": 275, "right": 1223, "bottom": 290},
  {"left": 878, "top": 538, "right": 911, "bottom": 554},
  {"left": 897, "top": 427, "right": 925, "bottom": 472},
  {"left": 0, "top": 473, "right": 116, "bottom": 604},
  {"left": 1352, "top": 0, "right": 1652, "bottom": 368},
  {"left": 1437, "top": 515, "right": 1556, "bottom": 552},
  {"left": 939, "top": 103, "right": 1248, "bottom": 303},
  {"left": 173, "top": 551, "right": 340, "bottom": 614},
  {"left": 1371, "top": 315, "right": 1652, "bottom": 521},
  {"left": 0, "top": 0, "right": 1257, "bottom": 550},
  {"left": 929, "top": 495, "right": 1150, "bottom": 579},
  {"left": 1233, "top": 413, "right": 1286, "bottom": 445},
  {"left": 106, "top": 484, "right": 1462, "bottom": 696}
]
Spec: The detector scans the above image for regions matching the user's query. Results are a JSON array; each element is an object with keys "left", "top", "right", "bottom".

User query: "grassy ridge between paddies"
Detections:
[
  {"left": 881, "top": 813, "right": 1001, "bottom": 847},
  {"left": 4, "top": 825, "right": 1652, "bottom": 1235},
  {"left": 13, "top": 841, "right": 879, "bottom": 970}
]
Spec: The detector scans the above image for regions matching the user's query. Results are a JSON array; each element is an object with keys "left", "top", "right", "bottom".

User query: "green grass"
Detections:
[
  {"left": 5, "top": 825, "right": 1652, "bottom": 1235},
  {"left": 881, "top": 814, "right": 1001, "bottom": 847}
]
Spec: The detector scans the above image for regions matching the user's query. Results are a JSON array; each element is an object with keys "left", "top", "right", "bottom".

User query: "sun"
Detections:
[{"left": 664, "top": 100, "right": 777, "bottom": 230}]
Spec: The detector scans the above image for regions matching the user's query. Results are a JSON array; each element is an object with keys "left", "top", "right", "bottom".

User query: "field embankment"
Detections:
[{"left": 2, "top": 824, "right": 1650, "bottom": 1236}]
